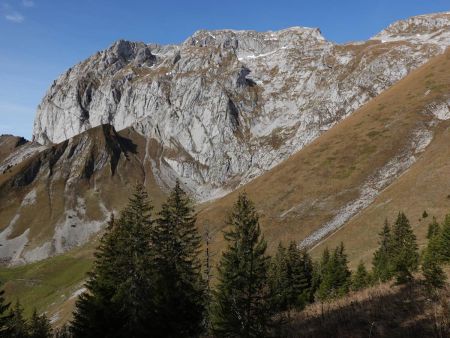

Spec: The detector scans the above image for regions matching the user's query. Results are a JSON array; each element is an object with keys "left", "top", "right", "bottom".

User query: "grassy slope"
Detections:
[
  {"left": 0, "top": 241, "right": 96, "bottom": 326},
  {"left": 311, "top": 52, "right": 450, "bottom": 266},
  {"left": 197, "top": 49, "right": 450, "bottom": 268}
]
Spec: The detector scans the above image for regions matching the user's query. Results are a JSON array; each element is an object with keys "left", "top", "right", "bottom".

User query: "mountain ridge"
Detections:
[{"left": 32, "top": 12, "right": 450, "bottom": 201}]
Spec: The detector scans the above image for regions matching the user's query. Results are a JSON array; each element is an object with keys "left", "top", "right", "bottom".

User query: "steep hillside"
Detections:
[
  {"left": 197, "top": 48, "right": 450, "bottom": 265},
  {"left": 33, "top": 13, "right": 450, "bottom": 200},
  {"left": 0, "top": 125, "right": 167, "bottom": 265}
]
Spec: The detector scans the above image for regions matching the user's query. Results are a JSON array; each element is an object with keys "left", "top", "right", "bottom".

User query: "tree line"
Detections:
[{"left": 0, "top": 184, "right": 448, "bottom": 337}]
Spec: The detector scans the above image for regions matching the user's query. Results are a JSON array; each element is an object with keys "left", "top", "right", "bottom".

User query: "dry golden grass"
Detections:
[
  {"left": 197, "top": 49, "right": 450, "bottom": 268},
  {"left": 284, "top": 281, "right": 450, "bottom": 338}
]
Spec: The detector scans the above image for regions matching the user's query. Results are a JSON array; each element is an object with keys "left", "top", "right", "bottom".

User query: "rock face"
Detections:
[{"left": 33, "top": 13, "right": 450, "bottom": 200}]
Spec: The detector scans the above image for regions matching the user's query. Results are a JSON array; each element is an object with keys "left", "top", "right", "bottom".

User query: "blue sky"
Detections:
[{"left": 0, "top": 0, "right": 449, "bottom": 139}]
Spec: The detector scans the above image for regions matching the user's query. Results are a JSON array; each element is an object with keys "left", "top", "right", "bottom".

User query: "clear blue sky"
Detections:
[{"left": 0, "top": 0, "right": 448, "bottom": 139}]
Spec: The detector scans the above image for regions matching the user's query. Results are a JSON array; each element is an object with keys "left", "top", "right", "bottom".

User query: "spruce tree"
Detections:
[
  {"left": 212, "top": 193, "right": 271, "bottom": 338},
  {"left": 269, "top": 242, "right": 313, "bottom": 313},
  {"left": 427, "top": 217, "right": 440, "bottom": 239},
  {"left": 71, "top": 184, "right": 157, "bottom": 337},
  {"left": 7, "top": 301, "right": 28, "bottom": 338},
  {"left": 317, "top": 243, "right": 351, "bottom": 300},
  {"left": 28, "top": 309, "right": 52, "bottom": 338},
  {"left": 286, "top": 242, "right": 313, "bottom": 309},
  {"left": 372, "top": 219, "right": 394, "bottom": 283},
  {"left": 391, "top": 212, "right": 419, "bottom": 284},
  {"left": 151, "top": 180, "right": 205, "bottom": 337},
  {"left": 0, "top": 285, "right": 11, "bottom": 336},
  {"left": 438, "top": 214, "right": 450, "bottom": 262},
  {"left": 422, "top": 241, "right": 447, "bottom": 290},
  {"left": 314, "top": 247, "right": 330, "bottom": 300},
  {"left": 351, "top": 261, "right": 370, "bottom": 291},
  {"left": 268, "top": 243, "right": 290, "bottom": 313}
]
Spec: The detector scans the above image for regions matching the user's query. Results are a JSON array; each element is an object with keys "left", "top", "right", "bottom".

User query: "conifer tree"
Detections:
[
  {"left": 427, "top": 217, "right": 440, "bottom": 239},
  {"left": 28, "top": 309, "right": 52, "bottom": 338},
  {"left": 7, "top": 301, "right": 28, "bottom": 338},
  {"left": 0, "top": 285, "right": 11, "bottom": 336},
  {"left": 151, "top": 180, "right": 205, "bottom": 337},
  {"left": 372, "top": 219, "right": 394, "bottom": 283},
  {"left": 268, "top": 243, "right": 289, "bottom": 313},
  {"left": 422, "top": 241, "right": 447, "bottom": 290},
  {"left": 391, "top": 212, "right": 419, "bottom": 284},
  {"left": 71, "top": 184, "right": 157, "bottom": 337},
  {"left": 438, "top": 214, "right": 450, "bottom": 262},
  {"left": 286, "top": 242, "right": 313, "bottom": 309},
  {"left": 212, "top": 193, "right": 271, "bottom": 338},
  {"left": 351, "top": 261, "right": 370, "bottom": 291},
  {"left": 317, "top": 243, "right": 351, "bottom": 300}
]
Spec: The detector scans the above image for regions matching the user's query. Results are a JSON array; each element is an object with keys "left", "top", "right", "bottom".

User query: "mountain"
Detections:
[
  {"left": 1, "top": 12, "right": 450, "bottom": 267},
  {"left": 33, "top": 13, "right": 450, "bottom": 201}
]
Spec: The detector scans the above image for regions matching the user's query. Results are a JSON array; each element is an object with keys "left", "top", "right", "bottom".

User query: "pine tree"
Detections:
[
  {"left": 391, "top": 212, "right": 419, "bottom": 284},
  {"left": 372, "top": 219, "right": 394, "bottom": 283},
  {"left": 351, "top": 261, "right": 370, "bottom": 291},
  {"left": 151, "top": 180, "right": 205, "bottom": 337},
  {"left": 427, "top": 217, "right": 440, "bottom": 239},
  {"left": 438, "top": 214, "right": 450, "bottom": 262},
  {"left": 317, "top": 243, "right": 351, "bottom": 300},
  {"left": 71, "top": 184, "right": 157, "bottom": 337},
  {"left": 314, "top": 247, "right": 330, "bottom": 300},
  {"left": 7, "top": 301, "right": 28, "bottom": 338},
  {"left": 28, "top": 309, "right": 52, "bottom": 338},
  {"left": 286, "top": 242, "right": 313, "bottom": 309},
  {"left": 268, "top": 243, "right": 290, "bottom": 313},
  {"left": 0, "top": 285, "right": 11, "bottom": 336},
  {"left": 422, "top": 243, "right": 447, "bottom": 290},
  {"left": 212, "top": 193, "right": 271, "bottom": 338}
]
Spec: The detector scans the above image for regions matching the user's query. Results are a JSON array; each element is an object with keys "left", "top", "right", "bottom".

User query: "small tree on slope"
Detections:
[
  {"left": 391, "top": 212, "right": 419, "bottom": 284},
  {"left": 437, "top": 214, "right": 450, "bottom": 262},
  {"left": 351, "top": 261, "right": 371, "bottom": 291},
  {"left": 212, "top": 193, "right": 271, "bottom": 338},
  {"left": 372, "top": 219, "right": 394, "bottom": 283},
  {"left": 422, "top": 219, "right": 446, "bottom": 290}
]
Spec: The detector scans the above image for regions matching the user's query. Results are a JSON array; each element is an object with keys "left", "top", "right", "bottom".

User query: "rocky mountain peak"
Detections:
[
  {"left": 32, "top": 13, "right": 450, "bottom": 202},
  {"left": 184, "top": 26, "right": 326, "bottom": 57},
  {"left": 372, "top": 12, "right": 450, "bottom": 42}
]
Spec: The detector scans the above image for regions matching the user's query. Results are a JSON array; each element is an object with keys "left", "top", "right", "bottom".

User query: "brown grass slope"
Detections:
[
  {"left": 197, "top": 49, "right": 450, "bottom": 267},
  {"left": 311, "top": 80, "right": 450, "bottom": 264},
  {"left": 286, "top": 281, "right": 450, "bottom": 338}
]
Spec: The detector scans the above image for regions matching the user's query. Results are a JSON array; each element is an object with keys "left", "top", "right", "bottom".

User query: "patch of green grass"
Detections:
[{"left": 0, "top": 253, "right": 93, "bottom": 317}]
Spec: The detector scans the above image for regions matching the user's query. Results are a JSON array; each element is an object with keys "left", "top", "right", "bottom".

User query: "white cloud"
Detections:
[
  {"left": 5, "top": 11, "right": 24, "bottom": 23},
  {"left": 22, "top": 0, "right": 34, "bottom": 7}
]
